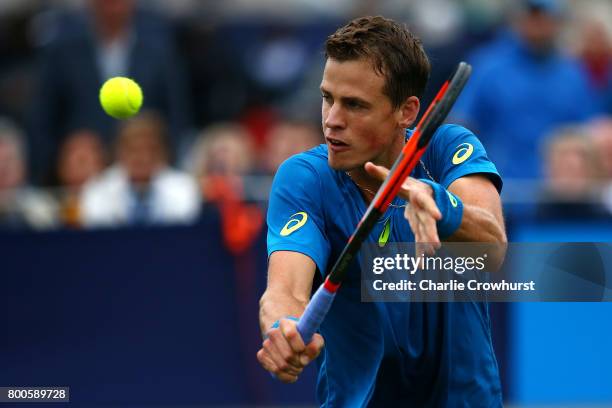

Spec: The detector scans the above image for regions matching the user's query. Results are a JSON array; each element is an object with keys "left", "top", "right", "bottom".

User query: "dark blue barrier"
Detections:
[
  {"left": 8, "top": 212, "right": 608, "bottom": 406},
  {"left": 0, "top": 211, "right": 316, "bottom": 406}
]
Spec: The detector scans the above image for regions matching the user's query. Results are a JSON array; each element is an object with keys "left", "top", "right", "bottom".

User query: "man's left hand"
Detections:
[{"left": 364, "top": 162, "right": 442, "bottom": 255}]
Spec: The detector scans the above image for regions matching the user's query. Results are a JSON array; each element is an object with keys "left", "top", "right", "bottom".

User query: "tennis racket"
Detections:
[{"left": 297, "top": 61, "right": 472, "bottom": 343}]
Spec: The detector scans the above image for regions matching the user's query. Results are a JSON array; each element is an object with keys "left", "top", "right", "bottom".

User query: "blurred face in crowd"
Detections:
[
  {"left": 579, "top": 21, "right": 612, "bottom": 62},
  {"left": 590, "top": 121, "right": 612, "bottom": 178},
  {"left": 205, "top": 132, "right": 253, "bottom": 177},
  {"left": 516, "top": 9, "right": 560, "bottom": 53},
  {"left": 57, "top": 130, "right": 105, "bottom": 189},
  {"left": 320, "top": 57, "right": 417, "bottom": 172},
  {"left": 0, "top": 139, "right": 24, "bottom": 191},
  {"left": 190, "top": 125, "right": 253, "bottom": 202},
  {"left": 546, "top": 136, "right": 599, "bottom": 196},
  {"left": 117, "top": 118, "right": 167, "bottom": 186},
  {"left": 263, "top": 122, "right": 322, "bottom": 174}
]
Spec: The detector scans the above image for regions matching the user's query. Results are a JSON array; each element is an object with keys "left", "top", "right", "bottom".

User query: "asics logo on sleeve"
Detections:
[
  {"left": 452, "top": 143, "right": 474, "bottom": 165},
  {"left": 280, "top": 212, "right": 308, "bottom": 236}
]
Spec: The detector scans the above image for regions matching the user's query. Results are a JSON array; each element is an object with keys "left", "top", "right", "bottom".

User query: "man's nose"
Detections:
[{"left": 324, "top": 103, "right": 346, "bottom": 129}]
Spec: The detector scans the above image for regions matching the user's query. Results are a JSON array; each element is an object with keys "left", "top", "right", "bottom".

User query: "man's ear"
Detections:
[{"left": 397, "top": 96, "right": 420, "bottom": 128}]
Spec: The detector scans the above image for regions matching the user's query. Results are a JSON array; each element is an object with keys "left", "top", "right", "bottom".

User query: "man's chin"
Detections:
[{"left": 328, "top": 157, "right": 361, "bottom": 172}]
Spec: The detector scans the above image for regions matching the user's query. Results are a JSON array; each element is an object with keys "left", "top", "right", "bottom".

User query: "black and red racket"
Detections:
[{"left": 297, "top": 62, "right": 472, "bottom": 343}]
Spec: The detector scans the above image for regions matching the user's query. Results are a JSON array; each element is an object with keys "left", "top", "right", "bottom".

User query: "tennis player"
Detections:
[{"left": 258, "top": 16, "right": 506, "bottom": 407}]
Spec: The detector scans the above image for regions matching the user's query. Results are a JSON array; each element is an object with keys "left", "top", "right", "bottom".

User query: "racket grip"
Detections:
[{"left": 297, "top": 284, "right": 336, "bottom": 344}]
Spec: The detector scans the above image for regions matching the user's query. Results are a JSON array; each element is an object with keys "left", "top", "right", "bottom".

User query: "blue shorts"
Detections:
[{"left": 316, "top": 288, "right": 503, "bottom": 407}]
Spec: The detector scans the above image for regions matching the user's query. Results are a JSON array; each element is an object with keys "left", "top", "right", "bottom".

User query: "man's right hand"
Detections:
[{"left": 257, "top": 317, "right": 325, "bottom": 383}]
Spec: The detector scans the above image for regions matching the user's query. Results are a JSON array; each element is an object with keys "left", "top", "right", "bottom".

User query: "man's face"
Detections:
[
  {"left": 118, "top": 130, "right": 164, "bottom": 185},
  {"left": 320, "top": 58, "right": 407, "bottom": 171},
  {"left": 517, "top": 10, "right": 560, "bottom": 53},
  {"left": 0, "top": 141, "right": 24, "bottom": 190},
  {"left": 264, "top": 123, "right": 321, "bottom": 173},
  {"left": 546, "top": 140, "right": 594, "bottom": 196}
]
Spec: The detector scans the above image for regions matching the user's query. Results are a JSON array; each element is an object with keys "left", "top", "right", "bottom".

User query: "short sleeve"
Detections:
[
  {"left": 267, "top": 155, "right": 331, "bottom": 274},
  {"left": 427, "top": 124, "right": 503, "bottom": 192}
]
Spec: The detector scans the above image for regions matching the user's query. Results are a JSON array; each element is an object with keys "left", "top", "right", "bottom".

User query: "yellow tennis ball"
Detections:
[{"left": 99, "top": 77, "right": 143, "bottom": 119}]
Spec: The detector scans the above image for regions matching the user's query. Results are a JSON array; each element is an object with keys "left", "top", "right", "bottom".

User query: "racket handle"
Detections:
[{"left": 297, "top": 284, "right": 336, "bottom": 344}]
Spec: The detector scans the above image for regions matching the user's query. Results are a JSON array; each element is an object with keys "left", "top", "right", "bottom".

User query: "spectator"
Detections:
[
  {"left": 536, "top": 126, "right": 607, "bottom": 219},
  {"left": 187, "top": 123, "right": 258, "bottom": 202},
  {"left": 588, "top": 117, "right": 612, "bottom": 214},
  {"left": 188, "top": 123, "right": 262, "bottom": 254},
  {"left": 0, "top": 118, "right": 56, "bottom": 229},
  {"left": 260, "top": 120, "right": 322, "bottom": 174},
  {"left": 29, "top": 0, "right": 191, "bottom": 184},
  {"left": 453, "top": 0, "right": 599, "bottom": 180},
  {"left": 0, "top": 1, "right": 38, "bottom": 124},
  {"left": 55, "top": 129, "right": 106, "bottom": 227},
  {"left": 568, "top": 1, "right": 612, "bottom": 114},
  {"left": 588, "top": 118, "right": 612, "bottom": 178},
  {"left": 80, "top": 112, "right": 200, "bottom": 227}
]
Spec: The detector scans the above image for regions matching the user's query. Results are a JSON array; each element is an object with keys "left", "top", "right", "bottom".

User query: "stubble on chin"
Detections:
[{"left": 328, "top": 156, "right": 364, "bottom": 173}]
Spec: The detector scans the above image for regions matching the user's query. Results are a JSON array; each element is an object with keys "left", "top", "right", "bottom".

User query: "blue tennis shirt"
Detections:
[{"left": 267, "top": 124, "right": 503, "bottom": 407}]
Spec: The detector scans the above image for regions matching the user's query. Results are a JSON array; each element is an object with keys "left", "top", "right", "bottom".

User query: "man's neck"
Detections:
[
  {"left": 346, "top": 167, "right": 379, "bottom": 201},
  {"left": 346, "top": 133, "right": 405, "bottom": 202}
]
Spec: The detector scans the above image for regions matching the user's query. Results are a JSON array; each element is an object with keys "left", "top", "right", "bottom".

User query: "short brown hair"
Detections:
[{"left": 325, "top": 16, "right": 430, "bottom": 108}]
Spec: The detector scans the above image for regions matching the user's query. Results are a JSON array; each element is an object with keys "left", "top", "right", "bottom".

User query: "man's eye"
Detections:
[
  {"left": 321, "top": 94, "right": 332, "bottom": 102},
  {"left": 347, "top": 100, "right": 362, "bottom": 109}
]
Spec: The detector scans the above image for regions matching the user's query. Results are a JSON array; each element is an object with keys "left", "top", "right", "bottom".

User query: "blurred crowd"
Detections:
[{"left": 0, "top": 0, "right": 611, "bottom": 235}]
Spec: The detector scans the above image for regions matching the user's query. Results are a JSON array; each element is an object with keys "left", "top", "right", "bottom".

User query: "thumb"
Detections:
[
  {"left": 364, "top": 162, "right": 389, "bottom": 182},
  {"left": 301, "top": 334, "right": 325, "bottom": 365}
]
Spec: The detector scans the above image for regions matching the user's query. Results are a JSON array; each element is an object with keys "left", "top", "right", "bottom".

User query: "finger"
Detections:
[
  {"left": 415, "top": 205, "right": 441, "bottom": 249},
  {"left": 416, "top": 218, "right": 430, "bottom": 247},
  {"left": 404, "top": 207, "right": 432, "bottom": 260},
  {"left": 399, "top": 177, "right": 423, "bottom": 200},
  {"left": 409, "top": 211, "right": 435, "bottom": 256},
  {"left": 415, "top": 242, "right": 431, "bottom": 262},
  {"left": 302, "top": 334, "right": 325, "bottom": 366},
  {"left": 276, "top": 372, "right": 299, "bottom": 384},
  {"left": 405, "top": 204, "right": 425, "bottom": 238},
  {"left": 415, "top": 224, "right": 433, "bottom": 256},
  {"left": 263, "top": 338, "right": 302, "bottom": 375},
  {"left": 404, "top": 204, "right": 421, "bottom": 239},
  {"left": 280, "top": 318, "right": 306, "bottom": 354},
  {"left": 258, "top": 348, "right": 300, "bottom": 383},
  {"left": 408, "top": 190, "right": 439, "bottom": 244},
  {"left": 407, "top": 207, "right": 436, "bottom": 255},
  {"left": 396, "top": 182, "right": 413, "bottom": 202},
  {"left": 415, "top": 209, "right": 440, "bottom": 245},
  {"left": 268, "top": 328, "right": 303, "bottom": 368},
  {"left": 412, "top": 190, "right": 442, "bottom": 220},
  {"left": 257, "top": 348, "right": 279, "bottom": 373},
  {"left": 364, "top": 162, "right": 389, "bottom": 182},
  {"left": 403, "top": 177, "right": 420, "bottom": 190}
]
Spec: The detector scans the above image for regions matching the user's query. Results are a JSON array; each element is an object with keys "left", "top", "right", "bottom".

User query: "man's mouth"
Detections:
[
  {"left": 326, "top": 137, "right": 349, "bottom": 147},
  {"left": 326, "top": 137, "right": 350, "bottom": 153}
]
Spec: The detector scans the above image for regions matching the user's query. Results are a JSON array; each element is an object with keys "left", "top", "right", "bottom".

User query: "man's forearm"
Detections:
[
  {"left": 448, "top": 204, "right": 506, "bottom": 243},
  {"left": 259, "top": 290, "right": 308, "bottom": 337},
  {"left": 446, "top": 204, "right": 507, "bottom": 270}
]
